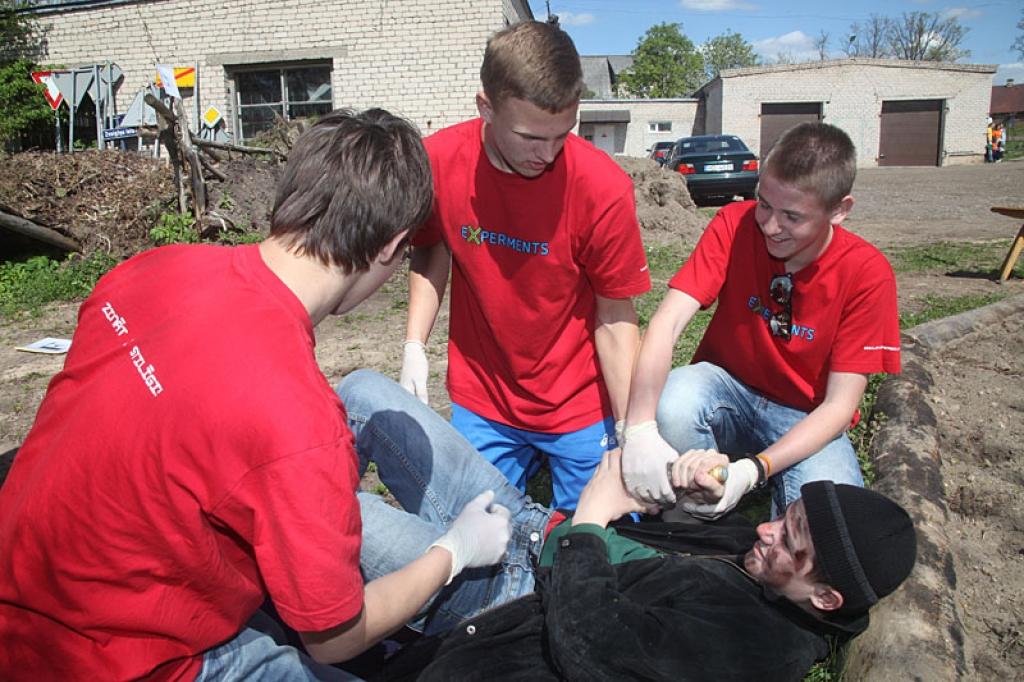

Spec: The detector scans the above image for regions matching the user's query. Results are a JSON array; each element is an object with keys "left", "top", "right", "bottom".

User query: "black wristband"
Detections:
[{"left": 747, "top": 454, "right": 768, "bottom": 489}]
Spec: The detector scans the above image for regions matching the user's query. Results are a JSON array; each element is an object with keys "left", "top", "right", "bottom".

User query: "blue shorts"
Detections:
[{"left": 450, "top": 404, "right": 617, "bottom": 510}]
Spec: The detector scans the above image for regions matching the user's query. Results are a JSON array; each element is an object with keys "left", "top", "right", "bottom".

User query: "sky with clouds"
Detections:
[{"left": 528, "top": 0, "right": 1023, "bottom": 85}]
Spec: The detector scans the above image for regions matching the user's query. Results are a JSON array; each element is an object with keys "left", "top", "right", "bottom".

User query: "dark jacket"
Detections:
[{"left": 378, "top": 518, "right": 867, "bottom": 681}]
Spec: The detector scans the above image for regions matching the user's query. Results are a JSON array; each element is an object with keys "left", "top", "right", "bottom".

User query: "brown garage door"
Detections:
[
  {"left": 760, "top": 102, "right": 821, "bottom": 157},
  {"left": 878, "top": 100, "right": 942, "bottom": 166}
]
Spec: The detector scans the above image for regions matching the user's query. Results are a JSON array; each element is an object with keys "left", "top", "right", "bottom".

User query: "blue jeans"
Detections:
[
  {"left": 656, "top": 362, "right": 863, "bottom": 516},
  {"left": 198, "top": 610, "right": 359, "bottom": 681},
  {"left": 338, "top": 369, "right": 552, "bottom": 636},
  {"left": 451, "top": 404, "right": 615, "bottom": 510}
]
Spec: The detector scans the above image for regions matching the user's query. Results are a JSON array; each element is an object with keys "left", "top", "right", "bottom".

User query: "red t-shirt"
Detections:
[
  {"left": 670, "top": 201, "right": 900, "bottom": 413},
  {"left": 0, "top": 245, "right": 363, "bottom": 681},
  {"left": 416, "top": 118, "right": 651, "bottom": 432}
]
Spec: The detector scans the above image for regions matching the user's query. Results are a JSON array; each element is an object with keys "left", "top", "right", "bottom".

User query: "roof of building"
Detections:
[
  {"left": 991, "top": 83, "right": 1024, "bottom": 115},
  {"left": 718, "top": 57, "right": 997, "bottom": 79},
  {"left": 579, "top": 55, "right": 632, "bottom": 99}
]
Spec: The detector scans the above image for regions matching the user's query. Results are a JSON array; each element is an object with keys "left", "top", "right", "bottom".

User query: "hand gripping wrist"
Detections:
[
  {"left": 428, "top": 490, "right": 511, "bottom": 585},
  {"left": 621, "top": 421, "right": 679, "bottom": 506},
  {"left": 682, "top": 458, "right": 758, "bottom": 520}
]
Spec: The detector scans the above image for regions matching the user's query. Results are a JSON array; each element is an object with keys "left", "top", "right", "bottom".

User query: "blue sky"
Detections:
[{"left": 528, "top": 0, "right": 1024, "bottom": 85}]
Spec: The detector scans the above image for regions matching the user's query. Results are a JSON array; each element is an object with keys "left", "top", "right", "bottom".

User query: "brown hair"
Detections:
[
  {"left": 761, "top": 122, "right": 857, "bottom": 209},
  {"left": 480, "top": 20, "right": 584, "bottom": 112},
  {"left": 270, "top": 108, "right": 433, "bottom": 271}
]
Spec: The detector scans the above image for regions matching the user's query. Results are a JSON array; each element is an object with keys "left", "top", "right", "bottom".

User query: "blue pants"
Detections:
[
  {"left": 200, "top": 370, "right": 551, "bottom": 677},
  {"left": 451, "top": 403, "right": 616, "bottom": 510},
  {"left": 656, "top": 362, "right": 864, "bottom": 517},
  {"left": 340, "top": 370, "right": 551, "bottom": 635}
]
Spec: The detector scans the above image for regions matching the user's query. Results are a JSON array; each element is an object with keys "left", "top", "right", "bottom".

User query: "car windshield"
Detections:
[{"left": 678, "top": 137, "right": 747, "bottom": 154}]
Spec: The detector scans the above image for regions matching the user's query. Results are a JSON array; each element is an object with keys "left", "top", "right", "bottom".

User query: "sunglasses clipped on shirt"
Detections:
[{"left": 767, "top": 273, "right": 793, "bottom": 340}]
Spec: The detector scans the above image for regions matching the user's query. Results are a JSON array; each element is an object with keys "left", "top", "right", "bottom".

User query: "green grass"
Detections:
[
  {"left": 0, "top": 252, "right": 118, "bottom": 317},
  {"left": 1004, "top": 136, "right": 1024, "bottom": 161},
  {"left": 899, "top": 292, "right": 1007, "bottom": 328},
  {"left": 887, "top": 239, "right": 1024, "bottom": 279}
]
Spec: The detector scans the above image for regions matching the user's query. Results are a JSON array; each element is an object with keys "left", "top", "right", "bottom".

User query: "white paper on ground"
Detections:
[{"left": 15, "top": 337, "right": 72, "bottom": 354}]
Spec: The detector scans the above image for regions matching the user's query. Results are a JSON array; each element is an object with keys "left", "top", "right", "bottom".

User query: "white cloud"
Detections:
[
  {"left": 943, "top": 7, "right": 982, "bottom": 20},
  {"left": 680, "top": 0, "right": 757, "bottom": 10},
  {"left": 542, "top": 11, "right": 595, "bottom": 26},
  {"left": 994, "top": 63, "right": 1024, "bottom": 85},
  {"left": 752, "top": 31, "right": 819, "bottom": 62}
]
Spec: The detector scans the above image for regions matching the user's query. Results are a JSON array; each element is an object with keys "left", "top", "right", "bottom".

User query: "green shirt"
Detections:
[{"left": 539, "top": 521, "right": 661, "bottom": 568}]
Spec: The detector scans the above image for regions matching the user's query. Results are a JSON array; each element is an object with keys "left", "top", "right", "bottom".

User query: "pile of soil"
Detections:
[
  {"left": 0, "top": 150, "right": 175, "bottom": 259},
  {"left": 930, "top": 313, "right": 1024, "bottom": 678},
  {"left": 614, "top": 156, "right": 706, "bottom": 246}
]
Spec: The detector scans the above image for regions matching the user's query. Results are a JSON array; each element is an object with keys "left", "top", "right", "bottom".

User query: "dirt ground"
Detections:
[
  {"left": 930, "top": 312, "right": 1024, "bottom": 679},
  {"left": 1, "top": 156, "right": 1023, "bottom": 678}
]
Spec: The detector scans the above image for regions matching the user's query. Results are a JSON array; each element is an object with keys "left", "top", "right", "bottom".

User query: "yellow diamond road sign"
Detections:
[{"left": 203, "top": 106, "right": 223, "bottom": 128}]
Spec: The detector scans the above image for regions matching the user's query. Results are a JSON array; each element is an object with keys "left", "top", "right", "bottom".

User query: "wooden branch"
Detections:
[
  {"left": 198, "top": 153, "right": 227, "bottom": 182},
  {"left": 173, "top": 98, "right": 207, "bottom": 222},
  {"left": 190, "top": 135, "right": 287, "bottom": 159},
  {"left": 0, "top": 209, "right": 81, "bottom": 252},
  {"left": 143, "top": 93, "right": 175, "bottom": 122}
]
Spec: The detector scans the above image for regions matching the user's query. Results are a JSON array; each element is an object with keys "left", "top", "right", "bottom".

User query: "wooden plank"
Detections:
[{"left": 998, "top": 225, "right": 1024, "bottom": 283}]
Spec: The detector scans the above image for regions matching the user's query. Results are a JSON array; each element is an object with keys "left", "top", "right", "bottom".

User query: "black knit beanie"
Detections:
[{"left": 801, "top": 481, "right": 917, "bottom": 616}]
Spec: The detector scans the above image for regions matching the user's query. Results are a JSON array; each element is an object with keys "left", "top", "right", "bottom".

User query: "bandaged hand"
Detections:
[
  {"left": 429, "top": 490, "right": 511, "bottom": 584},
  {"left": 622, "top": 421, "right": 679, "bottom": 507},
  {"left": 680, "top": 458, "right": 758, "bottom": 521},
  {"left": 399, "top": 340, "right": 429, "bottom": 404}
]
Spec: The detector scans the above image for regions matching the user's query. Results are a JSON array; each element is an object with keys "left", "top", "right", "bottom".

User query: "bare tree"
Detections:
[
  {"left": 814, "top": 30, "right": 830, "bottom": 60},
  {"left": 1013, "top": 8, "right": 1024, "bottom": 60},
  {"left": 887, "top": 11, "right": 969, "bottom": 61},
  {"left": 846, "top": 15, "right": 892, "bottom": 58}
]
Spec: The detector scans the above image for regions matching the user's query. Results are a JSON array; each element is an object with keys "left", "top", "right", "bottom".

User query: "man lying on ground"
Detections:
[{"left": 340, "top": 369, "right": 917, "bottom": 681}]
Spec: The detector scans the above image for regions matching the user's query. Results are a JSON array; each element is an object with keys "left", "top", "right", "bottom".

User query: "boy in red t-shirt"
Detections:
[
  {"left": 0, "top": 110, "right": 511, "bottom": 680},
  {"left": 399, "top": 21, "right": 650, "bottom": 510},
  {"left": 622, "top": 123, "right": 900, "bottom": 519}
]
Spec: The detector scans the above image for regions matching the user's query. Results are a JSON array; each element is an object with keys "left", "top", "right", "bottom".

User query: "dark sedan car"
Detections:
[{"left": 666, "top": 135, "right": 759, "bottom": 203}]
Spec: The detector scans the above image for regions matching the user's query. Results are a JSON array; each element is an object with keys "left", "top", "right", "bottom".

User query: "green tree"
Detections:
[
  {"left": 0, "top": 1, "right": 51, "bottom": 149},
  {"left": 619, "top": 22, "right": 704, "bottom": 98},
  {"left": 700, "top": 30, "right": 758, "bottom": 81},
  {"left": 886, "top": 11, "right": 969, "bottom": 61}
]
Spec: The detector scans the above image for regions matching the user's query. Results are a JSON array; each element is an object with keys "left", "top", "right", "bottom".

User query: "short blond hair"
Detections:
[
  {"left": 761, "top": 123, "right": 857, "bottom": 209},
  {"left": 480, "top": 21, "right": 583, "bottom": 113}
]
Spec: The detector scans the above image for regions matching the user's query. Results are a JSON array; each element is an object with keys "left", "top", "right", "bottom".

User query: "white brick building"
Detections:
[
  {"left": 577, "top": 99, "right": 698, "bottom": 157},
  {"left": 697, "top": 59, "right": 997, "bottom": 167},
  {"left": 27, "top": 0, "right": 532, "bottom": 142}
]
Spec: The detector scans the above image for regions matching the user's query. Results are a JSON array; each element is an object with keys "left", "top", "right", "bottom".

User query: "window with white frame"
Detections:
[
  {"left": 233, "top": 64, "right": 333, "bottom": 140},
  {"left": 648, "top": 121, "right": 672, "bottom": 132}
]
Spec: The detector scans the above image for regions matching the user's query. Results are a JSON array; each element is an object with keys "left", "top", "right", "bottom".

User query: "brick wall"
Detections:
[
  {"left": 33, "top": 0, "right": 530, "bottom": 139},
  {"left": 577, "top": 99, "right": 699, "bottom": 157},
  {"left": 709, "top": 59, "right": 996, "bottom": 167}
]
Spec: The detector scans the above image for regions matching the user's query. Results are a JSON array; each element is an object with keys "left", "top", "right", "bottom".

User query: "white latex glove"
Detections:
[
  {"left": 399, "top": 340, "right": 429, "bottom": 404},
  {"left": 428, "top": 490, "right": 511, "bottom": 584},
  {"left": 681, "top": 458, "right": 758, "bottom": 520},
  {"left": 621, "top": 421, "right": 680, "bottom": 507}
]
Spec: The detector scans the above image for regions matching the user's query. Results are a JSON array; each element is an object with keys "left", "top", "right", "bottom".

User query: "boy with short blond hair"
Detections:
[
  {"left": 401, "top": 20, "right": 650, "bottom": 510},
  {"left": 622, "top": 122, "right": 900, "bottom": 518}
]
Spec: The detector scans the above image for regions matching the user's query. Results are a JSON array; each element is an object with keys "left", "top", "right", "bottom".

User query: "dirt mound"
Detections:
[
  {"left": 205, "top": 156, "right": 282, "bottom": 235},
  {"left": 614, "top": 156, "right": 706, "bottom": 247},
  {"left": 0, "top": 150, "right": 175, "bottom": 258}
]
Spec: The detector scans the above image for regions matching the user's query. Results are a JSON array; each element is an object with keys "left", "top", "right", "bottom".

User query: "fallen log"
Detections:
[{"left": 0, "top": 209, "right": 81, "bottom": 253}]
